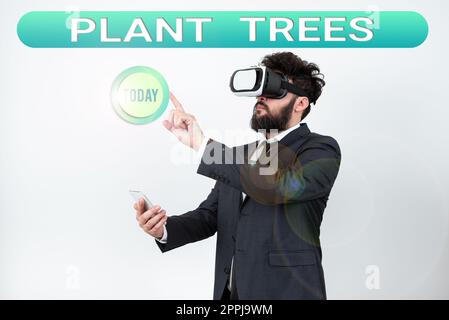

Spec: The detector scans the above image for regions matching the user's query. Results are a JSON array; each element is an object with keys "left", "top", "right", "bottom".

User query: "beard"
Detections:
[{"left": 250, "top": 96, "right": 296, "bottom": 132}]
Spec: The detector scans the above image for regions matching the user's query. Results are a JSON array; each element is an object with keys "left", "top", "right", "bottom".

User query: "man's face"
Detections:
[{"left": 250, "top": 93, "right": 297, "bottom": 132}]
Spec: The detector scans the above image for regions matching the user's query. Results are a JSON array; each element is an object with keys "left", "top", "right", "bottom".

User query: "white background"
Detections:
[{"left": 1, "top": 0, "right": 449, "bottom": 299}]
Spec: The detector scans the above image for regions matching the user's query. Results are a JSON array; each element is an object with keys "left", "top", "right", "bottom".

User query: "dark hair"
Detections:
[{"left": 261, "top": 52, "right": 325, "bottom": 120}]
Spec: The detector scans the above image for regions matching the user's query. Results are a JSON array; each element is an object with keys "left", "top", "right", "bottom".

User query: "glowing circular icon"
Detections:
[{"left": 111, "top": 66, "right": 169, "bottom": 125}]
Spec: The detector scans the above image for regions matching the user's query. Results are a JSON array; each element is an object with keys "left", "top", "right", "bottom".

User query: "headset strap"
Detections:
[{"left": 281, "top": 81, "right": 310, "bottom": 99}]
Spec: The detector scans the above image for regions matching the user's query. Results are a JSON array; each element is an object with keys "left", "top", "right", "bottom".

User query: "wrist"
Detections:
[
  {"left": 193, "top": 133, "right": 205, "bottom": 151},
  {"left": 155, "top": 231, "right": 164, "bottom": 240}
]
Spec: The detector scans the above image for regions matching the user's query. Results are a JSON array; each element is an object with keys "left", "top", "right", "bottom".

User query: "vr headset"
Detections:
[{"left": 229, "top": 65, "right": 309, "bottom": 99}]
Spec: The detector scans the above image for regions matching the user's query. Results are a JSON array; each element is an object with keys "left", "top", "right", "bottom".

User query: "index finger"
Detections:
[{"left": 169, "top": 91, "right": 185, "bottom": 112}]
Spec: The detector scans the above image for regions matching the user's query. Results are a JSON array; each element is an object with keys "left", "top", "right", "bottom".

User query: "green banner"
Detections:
[{"left": 17, "top": 11, "right": 428, "bottom": 48}]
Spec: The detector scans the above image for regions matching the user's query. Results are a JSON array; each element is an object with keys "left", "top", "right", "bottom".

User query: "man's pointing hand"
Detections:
[{"left": 163, "top": 92, "right": 205, "bottom": 151}]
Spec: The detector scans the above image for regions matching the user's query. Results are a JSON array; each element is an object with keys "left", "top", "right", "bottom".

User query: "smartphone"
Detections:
[{"left": 129, "top": 190, "right": 153, "bottom": 210}]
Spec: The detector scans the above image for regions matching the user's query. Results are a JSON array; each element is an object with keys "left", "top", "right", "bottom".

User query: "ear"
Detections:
[{"left": 294, "top": 96, "right": 309, "bottom": 113}]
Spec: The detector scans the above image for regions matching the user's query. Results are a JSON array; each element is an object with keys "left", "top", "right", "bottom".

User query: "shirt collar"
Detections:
[{"left": 259, "top": 121, "right": 302, "bottom": 143}]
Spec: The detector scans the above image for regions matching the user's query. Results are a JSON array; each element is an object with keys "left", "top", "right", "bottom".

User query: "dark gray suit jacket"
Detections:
[{"left": 156, "top": 123, "right": 341, "bottom": 300}]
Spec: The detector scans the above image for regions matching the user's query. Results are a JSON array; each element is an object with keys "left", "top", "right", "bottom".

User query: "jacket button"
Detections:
[{"left": 224, "top": 267, "right": 230, "bottom": 275}]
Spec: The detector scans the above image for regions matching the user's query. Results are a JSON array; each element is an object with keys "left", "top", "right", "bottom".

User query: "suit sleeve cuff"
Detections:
[{"left": 155, "top": 224, "right": 167, "bottom": 244}]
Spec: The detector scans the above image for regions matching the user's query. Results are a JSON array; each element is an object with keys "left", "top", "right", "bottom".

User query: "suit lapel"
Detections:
[
  {"left": 239, "top": 141, "right": 256, "bottom": 209},
  {"left": 278, "top": 123, "right": 310, "bottom": 148},
  {"left": 238, "top": 123, "right": 311, "bottom": 210}
]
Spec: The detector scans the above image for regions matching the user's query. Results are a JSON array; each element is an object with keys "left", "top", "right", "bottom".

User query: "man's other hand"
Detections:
[{"left": 134, "top": 198, "right": 167, "bottom": 240}]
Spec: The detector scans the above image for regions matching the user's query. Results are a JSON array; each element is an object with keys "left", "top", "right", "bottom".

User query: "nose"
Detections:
[{"left": 257, "top": 95, "right": 267, "bottom": 102}]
